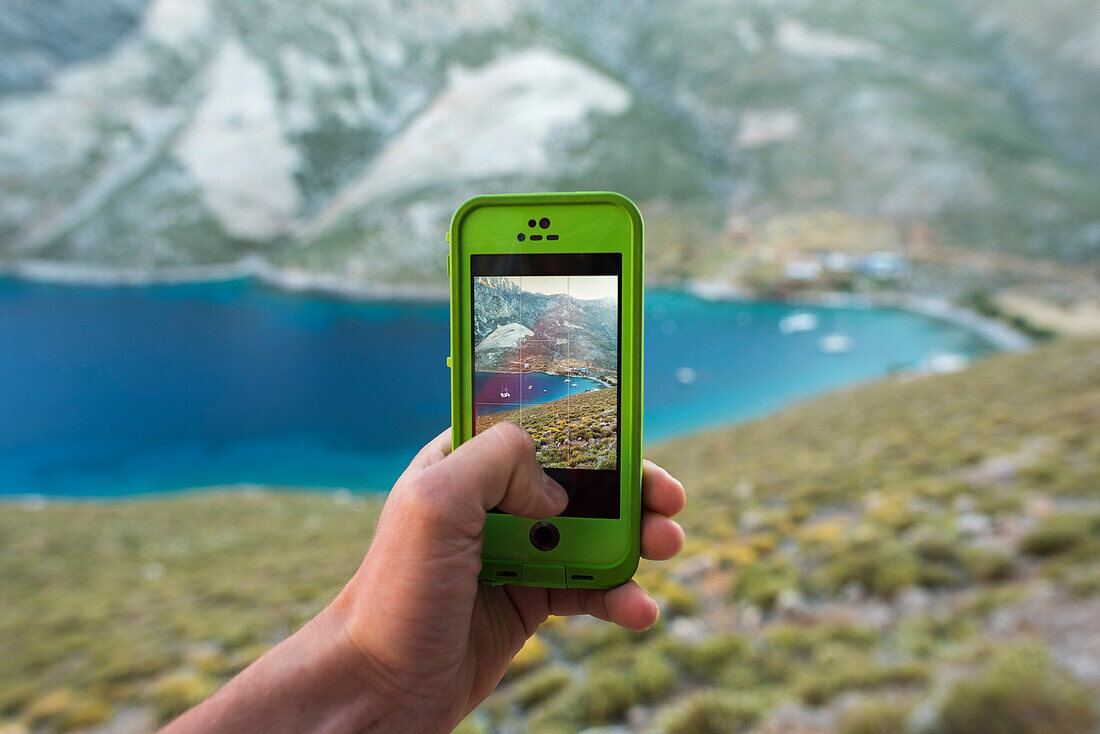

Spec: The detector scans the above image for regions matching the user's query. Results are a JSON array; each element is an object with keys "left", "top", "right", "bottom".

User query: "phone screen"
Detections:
[{"left": 471, "top": 253, "right": 621, "bottom": 519}]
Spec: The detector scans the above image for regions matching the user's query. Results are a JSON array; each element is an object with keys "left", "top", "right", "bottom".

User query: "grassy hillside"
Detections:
[
  {"left": 476, "top": 387, "right": 618, "bottom": 469},
  {"left": 3, "top": 339, "right": 1100, "bottom": 732}
]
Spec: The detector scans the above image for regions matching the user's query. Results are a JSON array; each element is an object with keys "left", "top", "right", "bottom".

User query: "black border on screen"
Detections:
[{"left": 471, "top": 253, "right": 622, "bottom": 519}]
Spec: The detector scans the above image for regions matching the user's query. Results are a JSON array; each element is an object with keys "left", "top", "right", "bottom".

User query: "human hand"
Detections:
[
  {"left": 161, "top": 422, "right": 685, "bottom": 734},
  {"left": 334, "top": 423, "right": 686, "bottom": 731}
]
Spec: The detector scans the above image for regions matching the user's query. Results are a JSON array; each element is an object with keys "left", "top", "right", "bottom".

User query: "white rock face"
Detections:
[
  {"left": 0, "top": 39, "right": 169, "bottom": 252},
  {"left": 278, "top": 17, "right": 392, "bottom": 135},
  {"left": 173, "top": 40, "right": 302, "bottom": 241},
  {"left": 738, "top": 110, "right": 803, "bottom": 148},
  {"left": 776, "top": 18, "right": 883, "bottom": 61},
  {"left": 143, "top": 0, "right": 211, "bottom": 48},
  {"left": 304, "top": 47, "right": 633, "bottom": 236},
  {"left": 476, "top": 323, "right": 534, "bottom": 353}
]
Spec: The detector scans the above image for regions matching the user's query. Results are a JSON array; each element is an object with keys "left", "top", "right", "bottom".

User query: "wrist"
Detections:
[
  {"left": 297, "top": 605, "right": 393, "bottom": 733},
  {"left": 319, "top": 597, "right": 450, "bottom": 733},
  {"left": 165, "top": 605, "right": 394, "bottom": 734}
]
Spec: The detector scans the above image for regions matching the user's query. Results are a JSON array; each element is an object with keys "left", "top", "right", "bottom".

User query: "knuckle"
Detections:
[
  {"left": 398, "top": 467, "right": 487, "bottom": 544},
  {"left": 401, "top": 468, "right": 453, "bottom": 524}
]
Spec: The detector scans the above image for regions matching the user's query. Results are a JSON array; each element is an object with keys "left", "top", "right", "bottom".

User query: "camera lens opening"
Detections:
[{"left": 539, "top": 217, "right": 550, "bottom": 229}]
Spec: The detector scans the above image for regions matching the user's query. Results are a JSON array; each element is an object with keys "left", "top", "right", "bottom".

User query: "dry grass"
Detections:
[{"left": 4, "top": 339, "right": 1100, "bottom": 732}]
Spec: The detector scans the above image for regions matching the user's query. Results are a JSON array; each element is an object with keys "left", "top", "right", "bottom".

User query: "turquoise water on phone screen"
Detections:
[
  {"left": 0, "top": 278, "right": 994, "bottom": 497},
  {"left": 474, "top": 372, "right": 608, "bottom": 415}
]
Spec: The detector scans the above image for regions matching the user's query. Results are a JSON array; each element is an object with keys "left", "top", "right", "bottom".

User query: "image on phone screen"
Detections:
[{"left": 471, "top": 253, "right": 621, "bottom": 518}]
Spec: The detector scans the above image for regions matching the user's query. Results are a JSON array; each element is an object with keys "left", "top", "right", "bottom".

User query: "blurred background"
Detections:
[{"left": 2, "top": 1, "right": 1099, "bottom": 732}]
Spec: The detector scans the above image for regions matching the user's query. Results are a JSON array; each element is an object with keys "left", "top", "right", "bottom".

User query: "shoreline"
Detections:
[
  {"left": 475, "top": 368, "right": 614, "bottom": 388},
  {"left": 0, "top": 256, "right": 450, "bottom": 302},
  {"left": 1, "top": 258, "right": 1031, "bottom": 351},
  {"left": 682, "top": 278, "right": 1033, "bottom": 353}
]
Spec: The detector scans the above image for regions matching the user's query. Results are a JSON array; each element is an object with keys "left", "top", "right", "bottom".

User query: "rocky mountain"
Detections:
[
  {"left": 474, "top": 277, "right": 616, "bottom": 373},
  {"left": 1, "top": 0, "right": 1099, "bottom": 285},
  {"left": 474, "top": 322, "right": 535, "bottom": 370},
  {"left": 473, "top": 277, "right": 548, "bottom": 344}
]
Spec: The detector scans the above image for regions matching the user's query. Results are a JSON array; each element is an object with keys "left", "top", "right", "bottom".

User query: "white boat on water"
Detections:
[
  {"left": 500, "top": 390, "right": 511, "bottom": 398},
  {"left": 921, "top": 352, "right": 969, "bottom": 374},
  {"left": 818, "top": 333, "right": 854, "bottom": 354},
  {"left": 779, "top": 311, "right": 819, "bottom": 334}
]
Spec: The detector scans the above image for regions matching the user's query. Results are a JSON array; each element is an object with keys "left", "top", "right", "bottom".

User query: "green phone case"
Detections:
[{"left": 448, "top": 192, "right": 644, "bottom": 589}]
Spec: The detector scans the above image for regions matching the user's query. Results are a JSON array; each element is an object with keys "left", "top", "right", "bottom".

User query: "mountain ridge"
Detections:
[
  {"left": 473, "top": 276, "right": 616, "bottom": 374},
  {"left": 2, "top": 0, "right": 1099, "bottom": 285}
]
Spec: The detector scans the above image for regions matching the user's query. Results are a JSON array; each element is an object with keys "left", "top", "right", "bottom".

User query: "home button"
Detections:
[{"left": 529, "top": 521, "right": 560, "bottom": 551}]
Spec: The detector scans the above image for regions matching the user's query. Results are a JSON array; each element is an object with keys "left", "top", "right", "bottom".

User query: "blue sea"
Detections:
[
  {"left": 0, "top": 278, "right": 994, "bottom": 497},
  {"left": 474, "top": 372, "right": 608, "bottom": 414}
]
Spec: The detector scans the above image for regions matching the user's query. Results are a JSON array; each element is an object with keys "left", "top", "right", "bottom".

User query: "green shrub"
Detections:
[
  {"left": 1020, "top": 514, "right": 1100, "bottom": 556},
  {"left": 660, "top": 581, "right": 701, "bottom": 616},
  {"left": 556, "top": 621, "right": 633, "bottom": 659},
  {"left": 59, "top": 698, "right": 113, "bottom": 730},
  {"left": 522, "top": 718, "right": 575, "bottom": 734},
  {"left": 911, "top": 526, "right": 960, "bottom": 563},
  {"left": 574, "top": 670, "right": 639, "bottom": 724},
  {"left": 959, "top": 586, "right": 1027, "bottom": 623},
  {"left": 513, "top": 666, "right": 572, "bottom": 709},
  {"left": 1066, "top": 565, "right": 1100, "bottom": 597},
  {"left": 149, "top": 672, "right": 217, "bottom": 723},
  {"left": 813, "top": 541, "right": 921, "bottom": 597},
  {"left": 961, "top": 546, "right": 1014, "bottom": 582},
  {"left": 655, "top": 690, "right": 764, "bottom": 734},
  {"left": 741, "top": 645, "right": 797, "bottom": 687},
  {"left": 872, "top": 553, "right": 922, "bottom": 595},
  {"left": 766, "top": 623, "right": 878, "bottom": 659},
  {"left": 938, "top": 646, "right": 1098, "bottom": 734},
  {"left": 673, "top": 634, "right": 752, "bottom": 678},
  {"left": 632, "top": 650, "right": 677, "bottom": 700},
  {"left": 838, "top": 698, "right": 911, "bottom": 734},
  {"left": 794, "top": 660, "right": 930, "bottom": 706},
  {"left": 731, "top": 561, "right": 798, "bottom": 609},
  {"left": 526, "top": 688, "right": 581, "bottom": 733},
  {"left": 916, "top": 559, "right": 960, "bottom": 588},
  {"left": 24, "top": 688, "right": 75, "bottom": 726},
  {"left": 579, "top": 644, "right": 676, "bottom": 710}
]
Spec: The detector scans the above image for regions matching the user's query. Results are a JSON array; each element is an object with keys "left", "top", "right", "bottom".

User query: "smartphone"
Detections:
[{"left": 447, "top": 192, "right": 643, "bottom": 589}]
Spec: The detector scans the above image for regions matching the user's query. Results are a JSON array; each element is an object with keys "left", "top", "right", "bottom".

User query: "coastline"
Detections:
[
  {"left": 475, "top": 368, "right": 614, "bottom": 388},
  {"left": 1, "top": 258, "right": 1030, "bottom": 351},
  {"left": 681, "top": 277, "right": 1033, "bottom": 353},
  {"left": 0, "top": 256, "right": 450, "bottom": 303}
]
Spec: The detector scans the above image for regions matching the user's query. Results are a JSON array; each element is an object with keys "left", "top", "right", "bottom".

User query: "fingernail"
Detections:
[{"left": 543, "top": 474, "right": 568, "bottom": 505}]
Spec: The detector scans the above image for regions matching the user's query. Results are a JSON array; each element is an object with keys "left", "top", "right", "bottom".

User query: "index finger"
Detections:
[
  {"left": 642, "top": 460, "right": 686, "bottom": 517},
  {"left": 408, "top": 427, "right": 454, "bottom": 470}
]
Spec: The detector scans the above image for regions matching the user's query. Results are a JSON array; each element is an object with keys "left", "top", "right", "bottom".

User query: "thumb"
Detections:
[
  {"left": 339, "top": 423, "right": 567, "bottom": 687},
  {"left": 395, "top": 422, "right": 568, "bottom": 541}
]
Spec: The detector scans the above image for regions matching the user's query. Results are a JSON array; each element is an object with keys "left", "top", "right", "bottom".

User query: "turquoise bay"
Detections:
[
  {"left": 474, "top": 372, "right": 609, "bottom": 414},
  {"left": 0, "top": 278, "right": 994, "bottom": 496}
]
